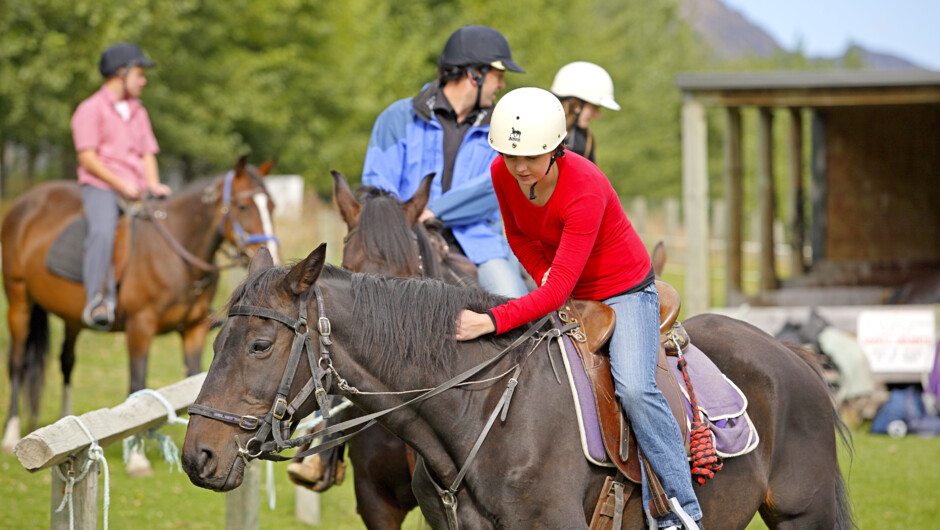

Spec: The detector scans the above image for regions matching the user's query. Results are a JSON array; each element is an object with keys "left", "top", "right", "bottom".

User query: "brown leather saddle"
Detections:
[{"left": 560, "top": 280, "right": 689, "bottom": 485}]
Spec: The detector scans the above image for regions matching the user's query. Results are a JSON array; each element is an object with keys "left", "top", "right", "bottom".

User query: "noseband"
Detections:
[{"left": 187, "top": 285, "right": 334, "bottom": 462}]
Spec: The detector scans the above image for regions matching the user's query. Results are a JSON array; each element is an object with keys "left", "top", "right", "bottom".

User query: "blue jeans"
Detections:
[
  {"left": 477, "top": 255, "right": 529, "bottom": 298},
  {"left": 605, "top": 283, "right": 702, "bottom": 526}
]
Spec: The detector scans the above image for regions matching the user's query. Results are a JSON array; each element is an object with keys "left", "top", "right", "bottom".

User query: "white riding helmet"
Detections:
[
  {"left": 550, "top": 61, "right": 620, "bottom": 111},
  {"left": 488, "top": 87, "right": 568, "bottom": 156}
]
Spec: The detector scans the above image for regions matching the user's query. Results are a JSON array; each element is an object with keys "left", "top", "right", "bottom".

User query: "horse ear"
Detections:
[
  {"left": 283, "top": 243, "right": 327, "bottom": 295},
  {"left": 651, "top": 241, "right": 666, "bottom": 279},
  {"left": 249, "top": 246, "right": 275, "bottom": 275},
  {"left": 403, "top": 173, "right": 434, "bottom": 225},
  {"left": 257, "top": 160, "right": 275, "bottom": 177},
  {"left": 331, "top": 170, "right": 361, "bottom": 229},
  {"left": 235, "top": 155, "right": 249, "bottom": 175}
]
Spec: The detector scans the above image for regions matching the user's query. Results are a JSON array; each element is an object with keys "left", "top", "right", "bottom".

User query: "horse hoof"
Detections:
[
  {"left": 2, "top": 418, "right": 21, "bottom": 454},
  {"left": 126, "top": 450, "right": 153, "bottom": 477}
]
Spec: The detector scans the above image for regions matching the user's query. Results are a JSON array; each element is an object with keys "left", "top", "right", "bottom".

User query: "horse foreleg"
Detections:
[
  {"left": 180, "top": 320, "right": 210, "bottom": 376},
  {"left": 125, "top": 315, "right": 157, "bottom": 394},
  {"left": 59, "top": 323, "right": 81, "bottom": 418},
  {"left": 3, "top": 284, "right": 33, "bottom": 453},
  {"left": 125, "top": 316, "right": 157, "bottom": 477}
]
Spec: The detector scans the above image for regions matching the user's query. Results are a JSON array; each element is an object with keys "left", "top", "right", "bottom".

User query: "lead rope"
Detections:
[
  {"left": 53, "top": 416, "right": 110, "bottom": 530},
  {"left": 673, "top": 336, "right": 722, "bottom": 485}
]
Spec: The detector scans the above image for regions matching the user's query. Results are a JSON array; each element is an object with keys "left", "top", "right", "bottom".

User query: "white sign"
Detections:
[
  {"left": 857, "top": 309, "right": 936, "bottom": 373},
  {"left": 264, "top": 175, "right": 305, "bottom": 220}
]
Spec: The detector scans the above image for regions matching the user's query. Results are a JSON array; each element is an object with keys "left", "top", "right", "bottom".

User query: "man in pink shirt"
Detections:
[{"left": 70, "top": 42, "right": 171, "bottom": 330}]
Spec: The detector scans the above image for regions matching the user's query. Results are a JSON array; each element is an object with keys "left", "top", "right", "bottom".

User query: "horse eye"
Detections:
[
  {"left": 249, "top": 339, "right": 272, "bottom": 355},
  {"left": 237, "top": 204, "right": 248, "bottom": 211}
]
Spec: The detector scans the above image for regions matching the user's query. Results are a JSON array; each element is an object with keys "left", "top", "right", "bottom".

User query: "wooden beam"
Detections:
[
  {"left": 788, "top": 108, "right": 806, "bottom": 277},
  {"left": 15, "top": 373, "right": 207, "bottom": 472},
  {"left": 723, "top": 107, "right": 744, "bottom": 304},
  {"left": 683, "top": 86, "right": 940, "bottom": 107},
  {"left": 682, "top": 98, "right": 710, "bottom": 315},
  {"left": 757, "top": 108, "right": 777, "bottom": 291}
]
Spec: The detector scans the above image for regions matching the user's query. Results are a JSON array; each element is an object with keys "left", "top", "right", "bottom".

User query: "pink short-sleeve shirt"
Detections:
[{"left": 70, "top": 86, "right": 160, "bottom": 190}]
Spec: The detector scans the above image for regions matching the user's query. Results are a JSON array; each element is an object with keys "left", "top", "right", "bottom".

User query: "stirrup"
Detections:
[{"left": 646, "top": 497, "right": 699, "bottom": 530}]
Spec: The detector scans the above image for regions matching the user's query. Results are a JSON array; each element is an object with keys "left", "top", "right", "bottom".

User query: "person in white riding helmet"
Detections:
[
  {"left": 454, "top": 87, "right": 703, "bottom": 530},
  {"left": 550, "top": 61, "right": 620, "bottom": 163}
]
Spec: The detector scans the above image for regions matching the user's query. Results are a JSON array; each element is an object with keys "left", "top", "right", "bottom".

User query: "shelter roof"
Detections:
[{"left": 675, "top": 70, "right": 940, "bottom": 107}]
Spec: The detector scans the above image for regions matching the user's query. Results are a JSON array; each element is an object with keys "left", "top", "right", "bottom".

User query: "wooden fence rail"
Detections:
[{"left": 12, "top": 373, "right": 267, "bottom": 530}]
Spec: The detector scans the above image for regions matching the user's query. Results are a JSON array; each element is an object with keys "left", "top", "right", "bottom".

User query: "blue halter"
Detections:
[{"left": 219, "top": 170, "right": 281, "bottom": 249}]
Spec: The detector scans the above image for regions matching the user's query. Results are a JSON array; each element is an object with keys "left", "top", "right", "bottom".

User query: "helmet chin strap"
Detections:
[
  {"left": 530, "top": 151, "right": 561, "bottom": 201},
  {"left": 471, "top": 66, "right": 492, "bottom": 111}
]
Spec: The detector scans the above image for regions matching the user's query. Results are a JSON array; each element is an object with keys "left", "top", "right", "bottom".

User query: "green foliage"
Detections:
[{"left": 0, "top": 0, "right": 863, "bottom": 200}]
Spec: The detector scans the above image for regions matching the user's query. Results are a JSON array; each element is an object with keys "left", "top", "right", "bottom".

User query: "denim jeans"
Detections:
[
  {"left": 605, "top": 283, "right": 702, "bottom": 526},
  {"left": 477, "top": 256, "right": 529, "bottom": 298}
]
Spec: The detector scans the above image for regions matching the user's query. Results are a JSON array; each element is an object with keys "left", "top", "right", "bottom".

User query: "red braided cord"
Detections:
[{"left": 677, "top": 355, "right": 723, "bottom": 486}]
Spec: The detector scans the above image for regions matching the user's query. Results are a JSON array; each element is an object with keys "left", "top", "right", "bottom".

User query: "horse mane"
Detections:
[{"left": 350, "top": 271, "right": 528, "bottom": 382}]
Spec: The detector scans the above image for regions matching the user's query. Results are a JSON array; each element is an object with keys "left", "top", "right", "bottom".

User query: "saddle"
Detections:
[
  {"left": 46, "top": 212, "right": 133, "bottom": 285},
  {"left": 560, "top": 280, "right": 689, "bottom": 485}
]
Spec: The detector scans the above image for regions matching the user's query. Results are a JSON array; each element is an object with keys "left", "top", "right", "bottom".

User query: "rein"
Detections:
[{"left": 141, "top": 197, "right": 218, "bottom": 274}]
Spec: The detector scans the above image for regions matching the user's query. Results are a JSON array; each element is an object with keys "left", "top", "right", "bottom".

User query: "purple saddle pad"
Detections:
[{"left": 559, "top": 330, "right": 758, "bottom": 463}]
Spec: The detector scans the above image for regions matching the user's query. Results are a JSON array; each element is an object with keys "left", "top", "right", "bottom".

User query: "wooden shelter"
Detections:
[{"left": 676, "top": 71, "right": 940, "bottom": 315}]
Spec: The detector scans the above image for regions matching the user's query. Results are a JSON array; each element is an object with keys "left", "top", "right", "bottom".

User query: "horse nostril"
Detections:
[{"left": 196, "top": 446, "right": 217, "bottom": 478}]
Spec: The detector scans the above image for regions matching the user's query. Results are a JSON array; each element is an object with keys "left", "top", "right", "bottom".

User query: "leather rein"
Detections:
[{"left": 187, "top": 280, "right": 576, "bottom": 528}]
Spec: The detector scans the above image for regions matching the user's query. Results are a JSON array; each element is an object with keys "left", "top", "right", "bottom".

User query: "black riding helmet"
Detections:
[
  {"left": 99, "top": 42, "right": 154, "bottom": 78},
  {"left": 438, "top": 25, "right": 525, "bottom": 74}
]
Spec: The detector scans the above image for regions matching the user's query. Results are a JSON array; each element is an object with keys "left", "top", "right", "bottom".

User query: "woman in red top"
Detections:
[{"left": 455, "top": 87, "right": 702, "bottom": 529}]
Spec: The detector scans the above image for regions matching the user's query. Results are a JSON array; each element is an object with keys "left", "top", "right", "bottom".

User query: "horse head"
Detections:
[
  {"left": 215, "top": 156, "right": 281, "bottom": 265},
  {"left": 182, "top": 244, "right": 331, "bottom": 491},
  {"left": 332, "top": 169, "right": 434, "bottom": 277}
]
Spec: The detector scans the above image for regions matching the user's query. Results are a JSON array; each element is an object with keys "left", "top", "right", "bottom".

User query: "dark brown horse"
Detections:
[
  {"left": 284, "top": 170, "right": 474, "bottom": 528},
  {"left": 2, "top": 157, "right": 280, "bottom": 453},
  {"left": 183, "top": 245, "right": 854, "bottom": 529}
]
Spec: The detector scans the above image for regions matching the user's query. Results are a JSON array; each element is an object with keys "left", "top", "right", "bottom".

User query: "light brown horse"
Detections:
[{"left": 2, "top": 157, "right": 280, "bottom": 452}]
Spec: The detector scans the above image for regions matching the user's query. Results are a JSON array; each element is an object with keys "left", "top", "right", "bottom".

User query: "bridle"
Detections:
[
  {"left": 187, "top": 285, "right": 335, "bottom": 462},
  {"left": 219, "top": 170, "right": 281, "bottom": 257}
]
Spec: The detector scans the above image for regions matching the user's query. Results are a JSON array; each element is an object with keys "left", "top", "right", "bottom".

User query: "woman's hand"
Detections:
[{"left": 455, "top": 309, "right": 495, "bottom": 341}]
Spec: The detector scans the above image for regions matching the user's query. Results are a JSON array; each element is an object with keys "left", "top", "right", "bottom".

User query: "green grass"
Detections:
[{"left": 2, "top": 209, "right": 939, "bottom": 528}]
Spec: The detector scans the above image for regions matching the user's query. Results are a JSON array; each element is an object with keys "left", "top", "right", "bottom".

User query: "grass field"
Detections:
[{"left": 1, "top": 199, "right": 938, "bottom": 529}]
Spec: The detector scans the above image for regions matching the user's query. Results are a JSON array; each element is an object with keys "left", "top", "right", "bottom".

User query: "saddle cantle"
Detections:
[
  {"left": 46, "top": 213, "right": 133, "bottom": 285},
  {"left": 558, "top": 280, "right": 689, "bottom": 485}
]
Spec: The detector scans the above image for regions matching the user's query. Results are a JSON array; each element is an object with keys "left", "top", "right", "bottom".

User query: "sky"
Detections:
[{"left": 720, "top": 0, "right": 940, "bottom": 71}]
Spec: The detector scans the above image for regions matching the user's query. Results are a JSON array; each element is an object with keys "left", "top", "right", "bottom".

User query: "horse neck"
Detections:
[{"left": 150, "top": 178, "right": 225, "bottom": 265}]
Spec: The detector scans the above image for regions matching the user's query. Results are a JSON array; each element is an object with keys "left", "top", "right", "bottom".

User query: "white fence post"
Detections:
[
  {"left": 50, "top": 449, "right": 98, "bottom": 529},
  {"left": 226, "top": 460, "right": 261, "bottom": 530}
]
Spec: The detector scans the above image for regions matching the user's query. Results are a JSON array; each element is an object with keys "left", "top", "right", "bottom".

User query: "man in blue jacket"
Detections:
[{"left": 361, "top": 25, "right": 528, "bottom": 297}]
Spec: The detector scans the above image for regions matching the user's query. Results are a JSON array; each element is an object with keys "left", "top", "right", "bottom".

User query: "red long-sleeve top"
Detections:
[{"left": 488, "top": 151, "right": 653, "bottom": 334}]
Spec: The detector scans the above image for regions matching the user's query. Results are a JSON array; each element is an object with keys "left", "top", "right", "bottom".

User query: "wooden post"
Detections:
[
  {"left": 294, "top": 484, "right": 321, "bottom": 526},
  {"left": 226, "top": 460, "right": 261, "bottom": 530},
  {"left": 723, "top": 107, "right": 744, "bottom": 304},
  {"left": 756, "top": 107, "right": 777, "bottom": 292},
  {"left": 681, "top": 97, "right": 710, "bottom": 315},
  {"left": 50, "top": 451, "right": 98, "bottom": 530},
  {"left": 788, "top": 107, "right": 805, "bottom": 277},
  {"left": 810, "top": 109, "right": 828, "bottom": 267}
]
